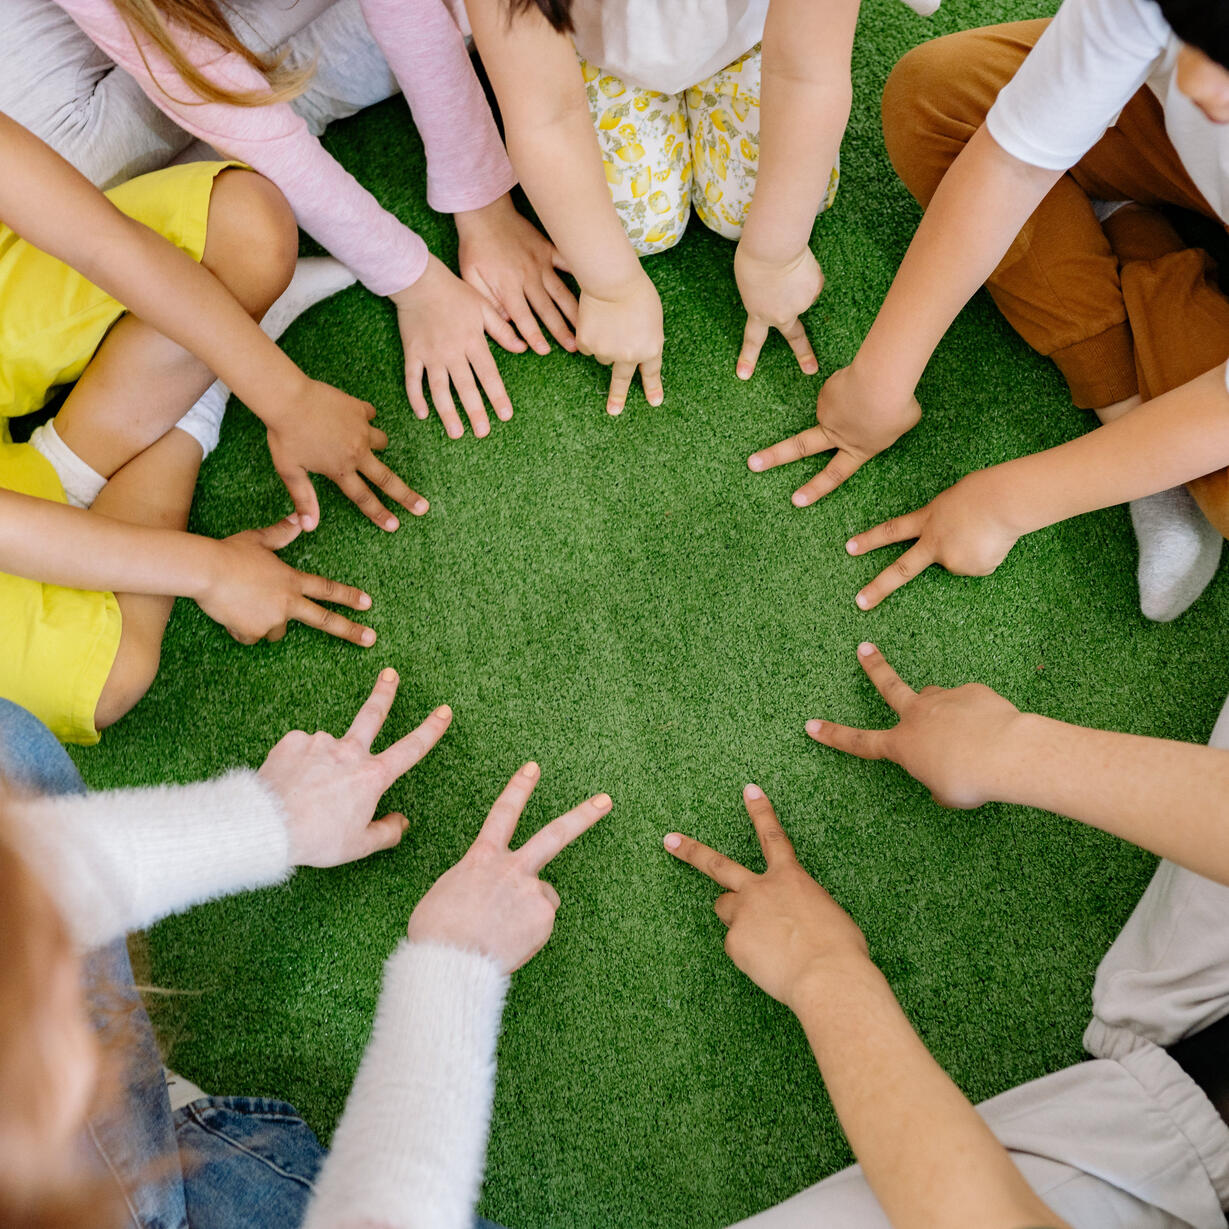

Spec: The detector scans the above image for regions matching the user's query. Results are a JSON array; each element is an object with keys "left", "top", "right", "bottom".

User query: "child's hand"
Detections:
[
  {"left": 845, "top": 469, "right": 1022, "bottom": 610},
  {"left": 197, "top": 516, "right": 376, "bottom": 647},
  {"left": 391, "top": 255, "right": 522, "bottom": 440},
  {"left": 457, "top": 195, "right": 579, "bottom": 357},
  {"left": 576, "top": 273, "right": 665, "bottom": 415},
  {"left": 264, "top": 380, "right": 428, "bottom": 533},
  {"left": 733, "top": 243, "right": 823, "bottom": 380},
  {"left": 407, "top": 762, "right": 611, "bottom": 974},
  {"left": 260, "top": 668, "right": 453, "bottom": 868},
  {"left": 664, "top": 784, "right": 871, "bottom": 1011},
  {"left": 807, "top": 643, "right": 1027, "bottom": 810},
  {"left": 747, "top": 363, "right": 921, "bottom": 503}
]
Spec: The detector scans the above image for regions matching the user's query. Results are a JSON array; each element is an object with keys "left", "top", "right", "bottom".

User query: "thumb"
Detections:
[
  {"left": 254, "top": 515, "right": 303, "bottom": 553},
  {"left": 366, "top": 813, "right": 410, "bottom": 856},
  {"left": 278, "top": 467, "right": 319, "bottom": 533}
]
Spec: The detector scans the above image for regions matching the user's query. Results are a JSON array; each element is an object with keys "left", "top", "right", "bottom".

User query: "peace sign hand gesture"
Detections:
[
  {"left": 407, "top": 762, "right": 612, "bottom": 974},
  {"left": 806, "top": 643, "right": 1026, "bottom": 810},
  {"left": 664, "top": 784, "right": 869, "bottom": 1010},
  {"left": 259, "top": 667, "right": 454, "bottom": 868}
]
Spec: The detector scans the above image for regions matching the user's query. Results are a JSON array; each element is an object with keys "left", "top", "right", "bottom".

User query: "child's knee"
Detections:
[
  {"left": 882, "top": 33, "right": 979, "bottom": 203},
  {"left": 203, "top": 170, "right": 298, "bottom": 313}
]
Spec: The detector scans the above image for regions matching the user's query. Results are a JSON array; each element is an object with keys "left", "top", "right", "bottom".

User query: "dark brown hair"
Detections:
[{"left": 509, "top": 0, "right": 576, "bottom": 34}]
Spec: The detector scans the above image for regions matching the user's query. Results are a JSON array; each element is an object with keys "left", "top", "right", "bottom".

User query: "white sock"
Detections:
[
  {"left": 175, "top": 257, "right": 357, "bottom": 457},
  {"left": 258, "top": 255, "right": 357, "bottom": 342},
  {"left": 1130, "top": 486, "right": 1223, "bottom": 622},
  {"left": 27, "top": 421, "right": 106, "bottom": 508}
]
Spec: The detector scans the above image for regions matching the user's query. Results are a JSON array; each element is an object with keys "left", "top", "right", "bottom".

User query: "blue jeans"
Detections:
[{"left": 0, "top": 700, "right": 503, "bottom": 1229}]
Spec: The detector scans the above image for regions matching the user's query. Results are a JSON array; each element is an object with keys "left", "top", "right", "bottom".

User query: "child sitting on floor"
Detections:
[
  {"left": 0, "top": 115, "right": 418, "bottom": 744},
  {"left": 466, "top": 0, "right": 938, "bottom": 416}
]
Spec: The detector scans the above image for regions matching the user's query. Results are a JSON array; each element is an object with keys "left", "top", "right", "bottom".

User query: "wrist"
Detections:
[
  {"left": 248, "top": 363, "right": 313, "bottom": 429},
  {"left": 188, "top": 535, "right": 228, "bottom": 605},
  {"left": 991, "top": 711, "right": 1056, "bottom": 808},
  {"left": 786, "top": 950, "right": 882, "bottom": 1019},
  {"left": 453, "top": 193, "right": 516, "bottom": 238},
  {"left": 972, "top": 460, "right": 1050, "bottom": 538}
]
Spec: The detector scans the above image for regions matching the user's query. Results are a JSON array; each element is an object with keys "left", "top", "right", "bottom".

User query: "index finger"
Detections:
[
  {"left": 607, "top": 362, "right": 635, "bottom": 416},
  {"left": 291, "top": 596, "right": 377, "bottom": 646},
  {"left": 360, "top": 455, "right": 429, "bottom": 517},
  {"left": 746, "top": 423, "right": 834, "bottom": 473},
  {"left": 376, "top": 702, "right": 454, "bottom": 781},
  {"left": 854, "top": 642, "right": 917, "bottom": 715},
  {"left": 741, "top": 784, "right": 795, "bottom": 868},
  {"left": 737, "top": 317, "right": 769, "bottom": 380},
  {"left": 662, "top": 832, "right": 757, "bottom": 891},
  {"left": 855, "top": 542, "right": 936, "bottom": 612},
  {"left": 345, "top": 666, "right": 400, "bottom": 748},
  {"left": 639, "top": 354, "right": 664, "bottom": 408},
  {"left": 478, "top": 761, "right": 540, "bottom": 849},
  {"left": 516, "top": 792, "right": 613, "bottom": 874}
]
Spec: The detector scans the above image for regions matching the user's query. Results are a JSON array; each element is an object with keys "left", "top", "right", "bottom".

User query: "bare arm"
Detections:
[
  {"left": 734, "top": 0, "right": 860, "bottom": 377},
  {"left": 847, "top": 364, "right": 1229, "bottom": 610},
  {"left": 812, "top": 644, "right": 1229, "bottom": 885},
  {"left": 666, "top": 788, "right": 1069, "bottom": 1229},
  {"left": 468, "top": 0, "right": 664, "bottom": 415}
]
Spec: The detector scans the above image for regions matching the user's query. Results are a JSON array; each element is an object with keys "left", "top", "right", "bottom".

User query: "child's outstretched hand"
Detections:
[
  {"left": 733, "top": 243, "right": 823, "bottom": 380},
  {"left": 391, "top": 254, "right": 522, "bottom": 441},
  {"left": 457, "top": 196, "right": 579, "bottom": 358},
  {"left": 197, "top": 516, "right": 376, "bottom": 647},
  {"left": 576, "top": 271, "right": 665, "bottom": 416},
  {"left": 748, "top": 363, "right": 921, "bottom": 503},
  {"left": 264, "top": 380, "right": 428, "bottom": 534},
  {"left": 807, "top": 644, "right": 1027, "bottom": 810},
  {"left": 663, "top": 784, "right": 870, "bottom": 1010},
  {"left": 845, "top": 470, "right": 1022, "bottom": 610}
]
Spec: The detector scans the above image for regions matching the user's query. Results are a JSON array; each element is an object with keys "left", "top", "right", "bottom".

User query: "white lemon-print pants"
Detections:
[{"left": 581, "top": 45, "right": 841, "bottom": 256}]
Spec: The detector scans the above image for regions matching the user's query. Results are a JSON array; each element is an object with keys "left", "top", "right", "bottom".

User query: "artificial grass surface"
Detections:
[{"left": 69, "top": 0, "right": 1229, "bottom": 1224}]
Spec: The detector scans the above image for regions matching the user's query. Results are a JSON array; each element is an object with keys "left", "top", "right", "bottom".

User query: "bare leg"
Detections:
[
  {"left": 92, "top": 428, "right": 203, "bottom": 730},
  {"left": 1093, "top": 393, "right": 1142, "bottom": 425},
  {"left": 54, "top": 169, "right": 297, "bottom": 478}
]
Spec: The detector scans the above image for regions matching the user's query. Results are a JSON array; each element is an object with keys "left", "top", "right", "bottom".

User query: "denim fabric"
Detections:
[{"left": 0, "top": 700, "right": 507, "bottom": 1229}]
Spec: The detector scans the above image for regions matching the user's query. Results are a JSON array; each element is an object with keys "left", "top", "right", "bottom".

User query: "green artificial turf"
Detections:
[{"left": 70, "top": 0, "right": 1229, "bottom": 1224}]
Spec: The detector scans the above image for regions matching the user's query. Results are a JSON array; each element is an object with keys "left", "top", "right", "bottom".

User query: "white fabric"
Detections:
[
  {"left": 567, "top": 0, "right": 938, "bottom": 94},
  {"left": 986, "top": 0, "right": 1229, "bottom": 396},
  {"left": 304, "top": 940, "right": 509, "bottom": 1229},
  {"left": 733, "top": 692, "right": 1229, "bottom": 1228},
  {"left": 27, "top": 420, "right": 107, "bottom": 508},
  {"left": 13, "top": 769, "right": 292, "bottom": 949}
]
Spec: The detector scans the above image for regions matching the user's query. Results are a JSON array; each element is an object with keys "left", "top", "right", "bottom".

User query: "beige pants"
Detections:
[
  {"left": 882, "top": 19, "right": 1229, "bottom": 537},
  {"left": 734, "top": 695, "right": 1229, "bottom": 1228}
]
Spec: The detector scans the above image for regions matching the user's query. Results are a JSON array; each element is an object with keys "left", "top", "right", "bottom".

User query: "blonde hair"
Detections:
[{"left": 113, "top": 0, "right": 313, "bottom": 107}]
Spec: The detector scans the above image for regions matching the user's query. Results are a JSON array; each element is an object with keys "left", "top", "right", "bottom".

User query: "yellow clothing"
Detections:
[
  {"left": 584, "top": 45, "right": 840, "bottom": 256},
  {"left": 0, "top": 160, "right": 234, "bottom": 745}
]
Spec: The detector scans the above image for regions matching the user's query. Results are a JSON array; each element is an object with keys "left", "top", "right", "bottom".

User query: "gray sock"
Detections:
[{"left": 1130, "top": 486, "right": 1223, "bottom": 622}]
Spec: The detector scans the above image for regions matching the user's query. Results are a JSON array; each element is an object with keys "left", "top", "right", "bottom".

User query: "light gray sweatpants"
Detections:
[
  {"left": 0, "top": 0, "right": 398, "bottom": 189},
  {"left": 737, "top": 697, "right": 1229, "bottom": 1229}
]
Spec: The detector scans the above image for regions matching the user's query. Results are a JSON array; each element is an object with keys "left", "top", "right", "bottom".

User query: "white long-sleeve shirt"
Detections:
[{"left": 13, "top": 771, "right": 507, "bottom": 1229}]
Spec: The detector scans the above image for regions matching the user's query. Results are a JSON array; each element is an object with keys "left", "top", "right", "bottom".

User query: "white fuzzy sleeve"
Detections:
[
  {"left": 14, "top": 769, "right": 291, "bottom": 949},
  {"left": 304, "top": 941, "right": 510, "bottom": 1229}
]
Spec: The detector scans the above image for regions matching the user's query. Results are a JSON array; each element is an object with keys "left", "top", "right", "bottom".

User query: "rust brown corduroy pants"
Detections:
[{"left": 882, "top": 18, "right": 1229, "bottom": 536}]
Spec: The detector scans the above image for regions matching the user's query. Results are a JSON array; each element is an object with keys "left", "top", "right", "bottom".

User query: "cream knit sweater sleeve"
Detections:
[
  {"left": 14, "top": 768, "right": 292, "bottom": 949},
  {"left": 303, "top": 940, "right": 510, "bottom": 1229}
]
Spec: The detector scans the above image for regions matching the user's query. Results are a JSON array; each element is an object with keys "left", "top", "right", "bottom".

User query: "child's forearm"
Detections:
[
  {"left": 794, "top": 959, "right": 1069, "bottom": 1229},
  {"left": 0, "top": 115, "right": 309, "bottom": 430},
  {"left": 992, "top": 365, "right": 1229, "bottom": 535},
  {"left": 854, "top": 125, "right": 1061, "bottom": 403},
  {"left": 738, "top": 0, "right": 858, "bottom": 263},
  {"left": 468, "top": 5, "right": 643, "bottom": 299},
  {"left": 0, "top": 489, "right": 219, "bottom": 601},
  {"left": 996, "top": 716, "right": 1229, "bottom": 883}
]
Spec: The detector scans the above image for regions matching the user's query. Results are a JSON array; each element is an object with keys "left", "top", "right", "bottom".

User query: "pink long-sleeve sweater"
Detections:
[{"left": 52, "top": 0, "right": 516, "bottom": 295}]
